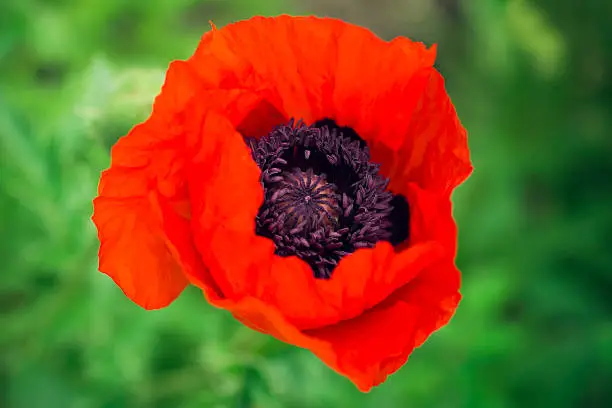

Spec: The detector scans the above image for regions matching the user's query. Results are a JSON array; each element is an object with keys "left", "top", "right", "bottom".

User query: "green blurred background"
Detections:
[{"left": 1, "top": 0, "right": 611, "bottom": 407}]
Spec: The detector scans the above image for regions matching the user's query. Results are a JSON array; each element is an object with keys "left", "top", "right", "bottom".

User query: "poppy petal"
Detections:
[
  {"left": 209, "top": 255, "right": 460, "bottom": 392},
  {"left": 189, "top": 16, "right": 342, "bottom": 123},
  {"left": 186, "top": 110, "right": 275, "bottom": 299},
  {"left": 306, "top": 258, "right": 461, "bottom": 392},
  {"left": 93, "top": 56, "right": 279, "bottom": 306},
  {"left": 370, "top": 69, "right": 473, "bottom": 195},
  {"left": 93, "top": 194, "right": 189, "bottom": 309},
  {"left": 332, "top": 31, "right": 437, "bottom": 152},
  {"left": 92, "top": 61, "right": 207, "bottom": 308}
]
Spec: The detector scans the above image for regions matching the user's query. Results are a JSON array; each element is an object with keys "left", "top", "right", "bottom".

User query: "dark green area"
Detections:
[{"left": 1, "top": 0, "right": 611, "bottom": 407}]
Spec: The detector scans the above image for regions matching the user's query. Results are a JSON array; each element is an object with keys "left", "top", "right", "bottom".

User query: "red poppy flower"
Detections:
[{"left": 92, "top": 15, "right": 472, "bottom": 391}]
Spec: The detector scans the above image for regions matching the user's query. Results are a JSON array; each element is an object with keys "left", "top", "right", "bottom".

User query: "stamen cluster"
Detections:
[{"left": 246, "top": 120, "right": 394, "bottom": 278}]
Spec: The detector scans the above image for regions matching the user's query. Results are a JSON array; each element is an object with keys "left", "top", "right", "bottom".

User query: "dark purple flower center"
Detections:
[{"left": 246, "top": 119, "right": 409, "bottom": 279}]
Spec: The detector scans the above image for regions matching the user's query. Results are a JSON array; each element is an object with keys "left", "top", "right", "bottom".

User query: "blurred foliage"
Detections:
[{"left": 1, "top": 0, "right": 611, "bottom": 407}]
